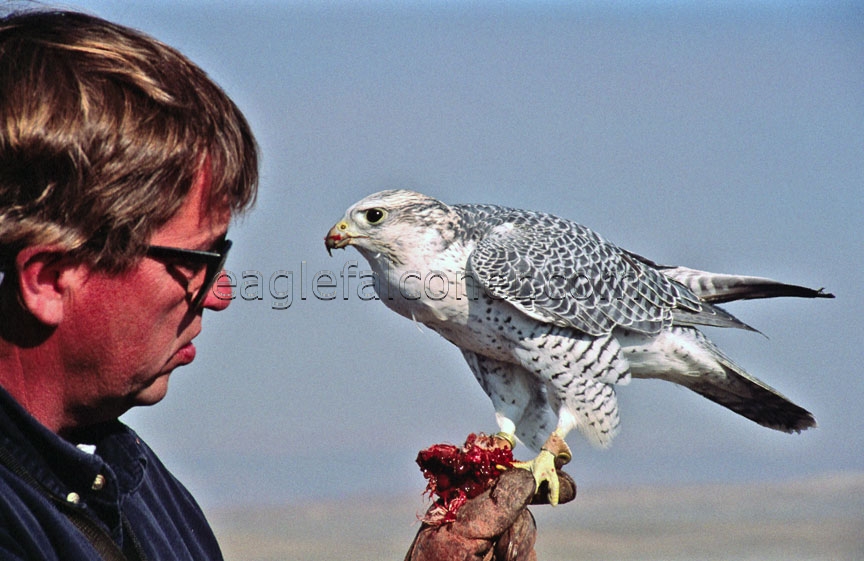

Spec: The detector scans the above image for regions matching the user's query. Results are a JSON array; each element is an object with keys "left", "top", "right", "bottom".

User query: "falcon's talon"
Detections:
[{"left": 513, "top": 449, "right": 561, "bottom": 506}]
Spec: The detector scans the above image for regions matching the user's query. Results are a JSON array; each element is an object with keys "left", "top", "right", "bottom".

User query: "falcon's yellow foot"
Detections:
[
  {"left": 513, "top": 450, "right": 560, "bottom": 506},
  {"left": 492, "top": 431, "right": 516, "bottom": 450},
  {"left": 513, "top": 433, "right": 572, "bottom": 506},
  {"left": 512, "top": 449, "right": 561, "bottom": 505}
]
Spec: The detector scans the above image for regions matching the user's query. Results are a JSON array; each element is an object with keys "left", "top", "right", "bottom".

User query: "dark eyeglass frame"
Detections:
[{"left": 145, "top": 238, "right": 232, "bottom": 311}]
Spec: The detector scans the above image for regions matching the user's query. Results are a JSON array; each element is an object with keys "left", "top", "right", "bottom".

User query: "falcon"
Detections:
[{"left": 325, "top": 189, "right": 832, "bottom": 504}]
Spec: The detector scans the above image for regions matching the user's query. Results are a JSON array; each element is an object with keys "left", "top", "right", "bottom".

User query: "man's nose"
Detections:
[{"left": 201, "top": 272, "right": 233, "bottom": 311}]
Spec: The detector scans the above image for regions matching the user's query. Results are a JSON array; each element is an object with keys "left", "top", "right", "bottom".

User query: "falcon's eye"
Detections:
[{"left": 365, "top": 208, "right": 386, "bottom": 224}]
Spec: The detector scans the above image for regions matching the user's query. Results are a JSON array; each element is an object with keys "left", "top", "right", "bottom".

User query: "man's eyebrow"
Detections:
[
  {"left": 192, "top": 233, "right": 227, "bottom": 253},
  {"left": 207, "top": 233, "right": 228, "bottom": 252}
]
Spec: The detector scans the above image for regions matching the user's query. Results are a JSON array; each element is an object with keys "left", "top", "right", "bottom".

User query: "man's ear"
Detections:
[{"left": 15, "top": 246, "right": 85, "bottom": 327}]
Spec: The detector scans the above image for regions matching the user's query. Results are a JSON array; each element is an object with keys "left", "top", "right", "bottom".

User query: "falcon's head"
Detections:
[{"left": 325, "top": 190, "right": 459, "bottom": 265}]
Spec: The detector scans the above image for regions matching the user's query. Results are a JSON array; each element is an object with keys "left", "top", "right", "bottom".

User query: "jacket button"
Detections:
[
  {"left": 66, "top": 492, "right": 81, "bottom": 504},
  {"left": 91, "top": 474, "right": 106, "bottom": 491}
]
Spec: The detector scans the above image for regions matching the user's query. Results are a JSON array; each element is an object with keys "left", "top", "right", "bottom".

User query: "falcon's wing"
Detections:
[{"left": 463, "top": 208, "right": 736, "bottom": 336}]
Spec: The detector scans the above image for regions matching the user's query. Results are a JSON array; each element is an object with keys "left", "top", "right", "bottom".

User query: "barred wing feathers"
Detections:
[{"left": 458, "top": 204, "right": 745, "bottom": 337}]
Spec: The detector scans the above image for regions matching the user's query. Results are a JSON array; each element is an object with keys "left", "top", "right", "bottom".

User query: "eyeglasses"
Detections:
[{"left": 145, "top": 238, "right": 232, "bottom": 312}]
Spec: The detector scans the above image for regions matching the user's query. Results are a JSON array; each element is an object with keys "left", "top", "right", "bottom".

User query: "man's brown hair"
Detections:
[{"left": 0, "top": 9, "right": 258, "bottom": 274}]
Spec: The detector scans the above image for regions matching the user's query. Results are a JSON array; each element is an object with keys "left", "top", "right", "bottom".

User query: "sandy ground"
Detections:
[{"left": 209, "top": 471, "right": 864, "bottom": 561}]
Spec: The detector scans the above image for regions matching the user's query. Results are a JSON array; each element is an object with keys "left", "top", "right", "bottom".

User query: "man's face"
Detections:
[{"left": 58, "top": 168, "right": 231, "bottom": 424}]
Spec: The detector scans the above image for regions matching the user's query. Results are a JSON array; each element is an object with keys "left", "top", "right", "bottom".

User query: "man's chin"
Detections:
[{"left": 132, "top": 373, "right": 172, "bottom": 407}]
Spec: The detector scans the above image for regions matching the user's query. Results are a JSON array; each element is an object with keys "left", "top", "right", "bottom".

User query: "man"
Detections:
[
  {"left": 0, "top": 9, "right": 257, "bottom": 560},
  {"left": 0, "top": 9, "right": 556, "bottom": 560}
]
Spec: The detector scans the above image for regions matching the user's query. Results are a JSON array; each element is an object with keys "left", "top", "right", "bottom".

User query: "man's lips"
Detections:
[{"left": 175, "top": 342, "right": 197, "bottom": 365}]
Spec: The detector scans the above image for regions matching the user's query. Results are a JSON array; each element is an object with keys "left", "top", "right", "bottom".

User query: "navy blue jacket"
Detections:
[{"left": 0, "top": 387, "right": 224, "bottom": 560}]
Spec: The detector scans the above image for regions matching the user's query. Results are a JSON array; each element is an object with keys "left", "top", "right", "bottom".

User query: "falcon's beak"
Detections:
[{"left": 325, "top": 221, "right": 359, "bottom": 256}]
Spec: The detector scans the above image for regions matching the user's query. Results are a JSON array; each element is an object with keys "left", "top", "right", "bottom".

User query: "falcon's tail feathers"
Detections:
[
  {"left": 624, "top": 327, "right": 817, "bottom": 434},
  {"left": 685, "top": 364, "right": 816, "bottom": 433},
  {"left": 658, "top": 266, "right": 835, "bottom": 304},
  {"left": 678, "top": 343, "right": 817, "bottom": 434}
]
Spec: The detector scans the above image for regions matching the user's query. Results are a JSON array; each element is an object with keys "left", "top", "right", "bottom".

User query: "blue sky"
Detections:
[{"left": 53, "top": 1, "right": 863, "bottom": 508}]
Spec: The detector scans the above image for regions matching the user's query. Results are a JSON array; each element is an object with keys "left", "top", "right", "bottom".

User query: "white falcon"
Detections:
[{"left": 325, "top": 189, "right": 832, "bottom": 504}]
